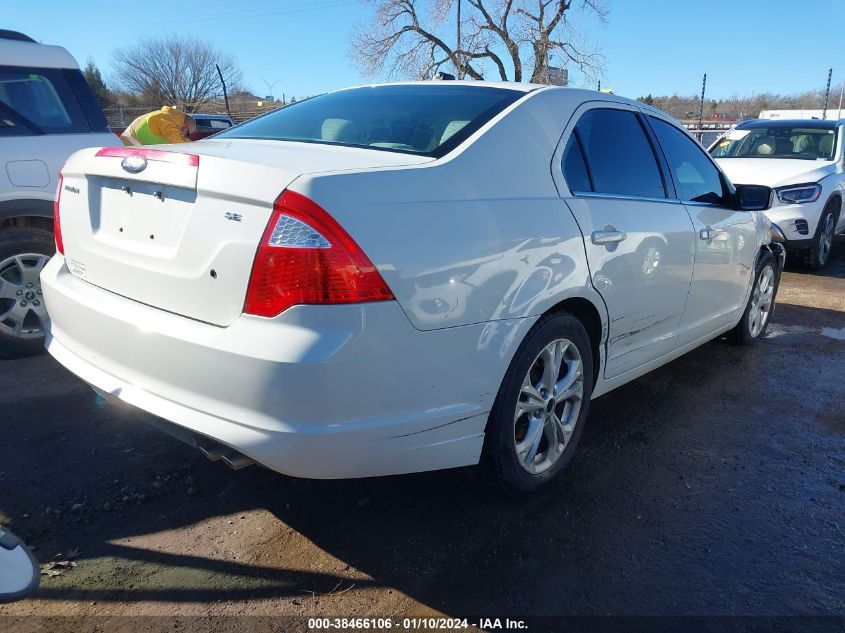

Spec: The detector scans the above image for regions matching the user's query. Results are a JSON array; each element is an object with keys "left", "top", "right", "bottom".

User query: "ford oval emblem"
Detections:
[{"left": 121, "top": 155, "right": 148, "bottom": 174}]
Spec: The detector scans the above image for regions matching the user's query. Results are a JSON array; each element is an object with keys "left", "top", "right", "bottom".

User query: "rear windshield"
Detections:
[
  {"left": 216, "top": 84, "right": 525, "bottom": 157},
  {"left": 710, "top": 125, "right": 837, "bottom": 161}
]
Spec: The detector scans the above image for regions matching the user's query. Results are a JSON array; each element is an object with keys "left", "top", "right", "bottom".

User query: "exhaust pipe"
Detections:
[
  {"left": 198, "top": 442, "right": 226, "bottom": 461},
  {"left": 198, "top": 440, "right": 255, "bottom": 470},
  {"left": 221, "top": 451, "right": 255, "bottom": 470},
  {"left": 86, "top": 387, "right": 256, "bottom": 471}
]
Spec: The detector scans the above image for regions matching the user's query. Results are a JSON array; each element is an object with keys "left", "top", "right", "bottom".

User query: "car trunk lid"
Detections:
[{"left": 58, "top": 142, "right": 430, "bottom": 326}]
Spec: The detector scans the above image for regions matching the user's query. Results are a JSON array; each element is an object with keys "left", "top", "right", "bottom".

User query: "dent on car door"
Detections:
[
  {"left": 645, "top": 115, "right": 758, "bottom": 345},
  {"left": 558, "top": 106, "right": 696, "bottom": 379}
]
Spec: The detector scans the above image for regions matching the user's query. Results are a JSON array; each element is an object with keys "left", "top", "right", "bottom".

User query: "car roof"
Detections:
[
  {"left": 339, "top": 80, "right": 539, "bottom": 93},
  {"left": 738, "top": 119, "right": 841, "bottom": 130},
  {"left": 330, "top": 81, "right": 656, "bottom": 114},
  {"left": 0, "top": 37, "right": 79, "bottom": 69},
  {"left": 0, "top": 30, "right": 35, "bottom": 42}
]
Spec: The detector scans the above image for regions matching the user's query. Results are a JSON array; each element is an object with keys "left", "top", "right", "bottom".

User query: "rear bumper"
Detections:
[{"left": 42, "top": 256, "right": 531, "bottom": 479}]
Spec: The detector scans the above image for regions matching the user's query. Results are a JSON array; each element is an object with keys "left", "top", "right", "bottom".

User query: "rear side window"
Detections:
[
  {"left": 649, "top": 117, "right": 725, "bottom": 205},
  {"left": 0, "top": 66, "right": 94, "bottom": 135},
  {"left": 215, "top": 84, "right": 524, "bottom": 157},
  {"left": 574, "top": 109, "right": 665, "bottom": 199},
  {"left": 561, "top": 134, "right": 592, "bottom": 192}
]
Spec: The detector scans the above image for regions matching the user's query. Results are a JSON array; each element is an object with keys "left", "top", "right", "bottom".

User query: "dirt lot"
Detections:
[{"left": 1, "top": 241, "right": 844, "bottom": 632}]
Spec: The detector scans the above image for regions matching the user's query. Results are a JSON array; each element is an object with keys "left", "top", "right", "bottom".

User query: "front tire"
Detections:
[
  {"left": 482, "top": 312, "right": 594, "bottom": 494},
  {"left": 807, "top": 202, "right": 838, "bottom": 270},
  {"left": 728, "top": 251, "right": 778, "bottom": 346},
  {"left": 0, "top": 227, "right": 54, "bottom": 358}
]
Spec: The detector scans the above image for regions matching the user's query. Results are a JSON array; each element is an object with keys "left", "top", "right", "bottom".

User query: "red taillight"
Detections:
[
  {"left": 244, "top": 191, "right": 394, "bottom": 317},
  {"left": 95, "top": 146, "right": 200, "bottom": 167},
  {"left": 54, "top": 173, "right": 64, "bottom": 255}
]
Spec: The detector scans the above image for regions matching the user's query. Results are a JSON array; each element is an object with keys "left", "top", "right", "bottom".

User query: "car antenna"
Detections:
[{"left": 216, "top": 64, "right": 232, "bottom": 118}]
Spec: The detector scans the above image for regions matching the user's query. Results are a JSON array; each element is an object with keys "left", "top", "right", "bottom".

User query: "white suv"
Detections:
[
  {"left": 0, "top": 30, "right": 119, "bottom": 356},
  {"left": 710, "top": 119, "right": 845, "bottom": 269}
]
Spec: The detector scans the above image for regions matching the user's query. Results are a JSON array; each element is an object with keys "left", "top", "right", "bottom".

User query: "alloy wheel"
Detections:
[
  {"left": 0, "top": 254, "right": 50, "bottom": 340},
  {"left": 818, "top": 213, "right": 835, "bottom": 266},
  {"left": 748, "top": 265, "right": 775, "bottom": 338},
  {"left": 513, "top": 338, "right": 584, "bottom": 475}
]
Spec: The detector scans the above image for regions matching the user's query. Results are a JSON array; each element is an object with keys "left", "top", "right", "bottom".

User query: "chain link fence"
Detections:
[{"left": 103, "top": 100, "right": 286, "bottom": 129}]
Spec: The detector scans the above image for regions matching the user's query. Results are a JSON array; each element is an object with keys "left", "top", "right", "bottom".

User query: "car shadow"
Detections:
[
  {"left": 1, "top": 303, "right": 843, "bottom": 616},
  {"left": 781, "top": 234, "right": 845, "bottom": 279}
]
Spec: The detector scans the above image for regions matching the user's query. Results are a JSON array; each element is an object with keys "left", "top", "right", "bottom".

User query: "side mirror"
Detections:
[
  {"left": 0, "top": 526, "right": 40, "bottom": 603},
  {"left": 736, "top": 184, "right": 773, "bottom": 211}
]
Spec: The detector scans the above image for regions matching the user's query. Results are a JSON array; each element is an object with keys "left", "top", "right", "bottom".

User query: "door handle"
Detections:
[{"left": 591, "top": 230, "right": 627, "bottom": 245}]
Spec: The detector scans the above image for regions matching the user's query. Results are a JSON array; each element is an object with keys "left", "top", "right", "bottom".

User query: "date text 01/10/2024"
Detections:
[{"left": 306, "top": 617, "right": 528, "bottom": 630}]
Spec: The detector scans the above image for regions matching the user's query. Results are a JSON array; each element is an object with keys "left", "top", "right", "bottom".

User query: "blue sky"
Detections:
[{"left": 6, "top": 0, "right": 843, "bottom": 100}]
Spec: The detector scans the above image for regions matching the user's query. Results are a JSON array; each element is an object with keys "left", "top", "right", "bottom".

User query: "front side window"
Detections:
[
  {"left": 216, "top": 85, "right": 524, "bottom": 157},
  {"left": 650, "top": 117, "right": 725, "bottom": 205},
  {"left": 574, "top": 109, "right": 665, "bottom": 199},
  {"left": 0, "top": 66, "right": 92, "bottom": 135}
]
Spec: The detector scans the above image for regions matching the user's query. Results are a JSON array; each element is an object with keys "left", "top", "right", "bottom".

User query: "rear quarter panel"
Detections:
[
  {"left": 290, "top": 89, "right": 604, "bottom": 334},
  {"left": 0, "top": 133, "right": 119, "bottom": 213}
]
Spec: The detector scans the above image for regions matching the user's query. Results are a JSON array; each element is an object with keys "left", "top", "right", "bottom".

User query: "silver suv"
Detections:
[{"left": 0, "top": 30, "right": 119, "bottom": 356}]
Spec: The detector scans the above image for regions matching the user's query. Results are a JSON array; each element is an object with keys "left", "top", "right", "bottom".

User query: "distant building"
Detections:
[{"left": 547, "top": 67, "right": 568, "bottom": 86}]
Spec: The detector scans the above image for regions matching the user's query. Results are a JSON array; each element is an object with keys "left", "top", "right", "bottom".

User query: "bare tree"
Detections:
[
  {"left": 112, "top": 36, "right": 242, "bottom": 112},
  {"left": 351, "top": 0, "right": 607, "bottom": 84},
  {"left": 721, "top": 95, "right": 757, "bottom": 121}
]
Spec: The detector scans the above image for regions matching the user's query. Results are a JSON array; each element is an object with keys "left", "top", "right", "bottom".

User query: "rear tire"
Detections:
[
  {"left": 806, "top": 201, "right": 838, "bottom": 270},
  {"left": 728, "top": 251, "right": 778, "bottom": 346},
  {"left": 482, "top": 312, "right": 594, "bottom": 494},
  {"left": 0, "top": 227, "right": 54, "bottom": 358}
]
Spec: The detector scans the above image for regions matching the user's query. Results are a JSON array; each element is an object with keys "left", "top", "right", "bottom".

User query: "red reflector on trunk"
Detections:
[
  {"left": 95, "top": 146, "right": 200, "bottom": 167},
  {"left": 244, "top": 191, "right": 394, "bottom": 318}
]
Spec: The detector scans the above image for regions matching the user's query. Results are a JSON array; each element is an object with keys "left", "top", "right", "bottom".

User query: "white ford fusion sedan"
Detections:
[{"left": 42, "top": 82, "right": 784, "bottom": 493}]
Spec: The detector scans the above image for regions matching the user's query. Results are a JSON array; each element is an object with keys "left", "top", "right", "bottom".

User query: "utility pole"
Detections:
[
  {"left": 597, "top": 79, "right": 601, "bottom": 91},
  {"left": 822, "top": 68, "right": 833, "bottom": 119},
  {"left": 262, "top": 78, "right": 282, "bottom": 102},
  {"left": 697, "top": 73, "right": 707, "bottom": 142},
  {"left": 456, "top": 0, "right": 462, "bottom": 79}
]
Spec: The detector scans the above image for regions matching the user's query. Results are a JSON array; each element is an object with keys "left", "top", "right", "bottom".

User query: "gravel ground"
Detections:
[{"left": 1, "top": 240, "right": 843, "bottom": 632}]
